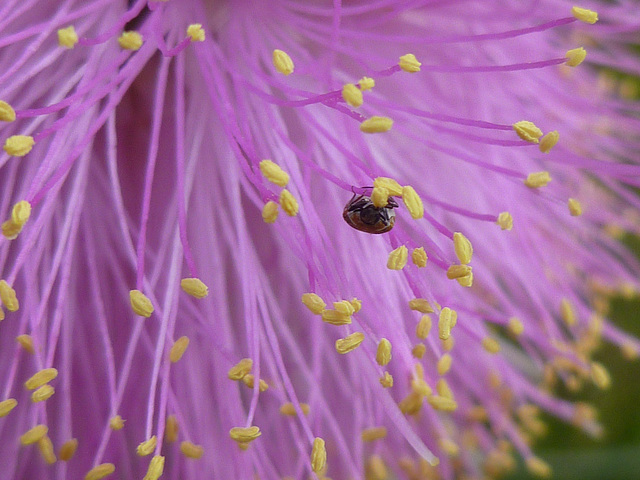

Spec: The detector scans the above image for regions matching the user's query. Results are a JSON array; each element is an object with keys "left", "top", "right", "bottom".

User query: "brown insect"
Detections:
[{"left": 343, "top": 190, "right": 399, "bottom": 234}]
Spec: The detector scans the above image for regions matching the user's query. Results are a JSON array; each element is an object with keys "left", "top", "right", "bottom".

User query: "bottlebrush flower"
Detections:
[{"left": 0, "top": 1, "right": 639, "bottom": 479}]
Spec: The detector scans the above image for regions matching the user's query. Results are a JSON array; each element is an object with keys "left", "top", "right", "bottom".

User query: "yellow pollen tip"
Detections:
[
  {"left": 321, "top": 309, "right": 352, "bottom": 325},
  {"left": 411, "top": 247, "right": 428, "bottom": 267},
  {"left": 482, "top": 337, "right": 501, "bottom": 354},
  {"left": 0, "top": 100, "right": 16, "bottom": 122},
  {"left": 539, "top": 130, "right": 559, "bottom": 153},
  {"left": 11, "top": 200, "right": 31, "bottom": 227},
  {"left": 335, "top": 331, "right": 365, "bottom": 354},
  {"left": 438, "top": 308, "right": 456, "bottom": 340},
  {"left": 376, "top": 338, "right": 392, "bottom": 366},
  {"left": 358, "top": 76, "right": 375, "bottom": 91},
  {"left": 371, "top": 186, "right": 389, "bottom": 208},
  {"left": 118, "top": 31, "right": 143, "bottom": 50},
  {"left": 169, "top": 336, "right": 190, "bottom": 363},
  {"left": 438, "top": 438, "right": 460, "bottom": 457},
  {"left": 180, "top": 441, "right": 204, "bottom": 459},
  {"left": 566, "top": 47, "right": 587, "bottom": 67},
  {"left": 31, "top": 384, "right": 55, "bottom": 402},
  {"left": 38, "top": 435, "right": 57, "bottom": 464},
  {"left": 229, "top": 426, "right": 261, "bottom": 443},
  {"left": 367, "top": 455, "right": 389, "bottom": 479},
  {"left": 568, "top": 198, "right": 583, "bottom": 216},
  {"left": 228, "top": 358, "right": 253, "bottom": 380},
  {"left": 446, "top": 264, "right": 472, "bottom": 280},
  {"left": 361, "top": 426, "right": 388, "bottom": 442},
  {"left": 409, "top": 298, "right": 434, "bottom": 313},
  {"left": 416, "top": 314, "right": 432, "bottom": 339},
  {"left": 165, "top": 415, "right": 179, "bottom": 443},
  {"left": 187, "top": 24, "right": 205, "bottom": 42},
  {"left": 508, "top": 316, "right": 524, "bottom": 336},
  {"left": 590, "top": 361, "right": 611, "bottom": 389},
  {"left": 1, "top": 219, "right": 22, "bottom": 239},
  {"left": 524, "top": 171, "right": 552, "bottom": 188},
  {"left": 272, "top": 49, "right": 294, "bottom": 75},
  {"left": 350, "top": 297, "right": 362, "bottom": 313},
  {"left": 497, "top": 211, "right": 513, "bottom": 230},
  {"left": 427, "top": 395, "right": 458, "bottom": 411},
  {"left": 560, "top": 299, "right": 577, "bottom": 326},
  {"left": 84, "top": 463, "right": 115, "bottom": 480},
  {"left": 59, "top": 438, "right": 78, "bottom": 461},
  {"left": 0, "top": 398, "right": 18, "bottom": 417},
  {"left": 279, "top": 189, "right": 299, "bottom": 216},
  {"left": 3, "top": 135, "right": 34, "bottom": 157},
  {"left": 137, "top": 435, "right": 157, "bottom": 456},
  {"left": 180, "top": 277, "right": 208, "bottom": 298},
  {"left": 402, "top": 185, "right": 424, "bottom": 219},
  {"left": 572, "top": 6, "right": 598, "bottom": 24},
  {"left": 311, "top": 437, "right": 327, "bottom": 473},
  {"left": 16, "top": 334, "right": 34, "bottom": 354},
  {"left": 242, "top": 374, "right": 269, "bottom": 391},
  {"left": 301, "top": 292, "right": 326, "bottom": 314},
  {"left": 399, "top": 53, "right": 422, "bottom": 73},
  {"left": 58, "top": 26, "right": 79, "bottom": 48},
  {"left": 143, "top": 455, "right": 165, "bottom": 480},
  {"left": 379, "top": 371, "right": 393, "bottom": 388},
  {"left": 0, "top": 280, "right": 19, "bottom": 311},
  {"left": 21, "top": 424, "right": 48, "bottom": 445},
  {"left": 387, "top": 245, "right": 408, "bottom": 270},
  {"left": 442, "top": 335, "right": 455, "bottom": 351},
  {"left": 360, "top": 116, "right": 393, "bottom": 133},
  {"left": 412, "top": 343, "right": 426, "bottom": 358},
  {"left": 129, "top": 289, "right": 154, "bottom": 317},
  {"left": 437, "top": 353, "right": 452, "bottom": 375},
  {"left": 513, "top": 121, "right": 543, "bottom": 143},
  {"left": 280, "top": 402, "right": 311, "bottom": 416},
  {"left": 373, "top": 177, "right": 404, "bottom": 196},
  {"left": 453, "top": 232, "right": 473, "bottom": 264},
  {"left": 333, "top": 299, "right": 355, "bottom": 316},
  {"left": 342, "top": 83, "right": 363, "bottom": 107},
  {"left": 262, "top": 201, "right": 279, "bottom": 223},
  {"left": 24, "top": 367, "right": 58, "bottom": 390},
  {"left": 110, "top": 415, "right": 125, "bottom": 430},
  {"left": 259, "top": 159, "right": 290, "bottom": 187},
  {"left": 526, "top": 457, "right": 552, "bottom": 478}
]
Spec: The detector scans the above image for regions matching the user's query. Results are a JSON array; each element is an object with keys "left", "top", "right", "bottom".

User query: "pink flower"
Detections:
[{"left": 0, "top": 1, "right": 639, "bottom": 479}]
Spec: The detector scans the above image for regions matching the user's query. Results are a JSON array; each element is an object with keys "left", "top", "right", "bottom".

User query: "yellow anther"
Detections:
[
  {"left": 409, "top": 298, "right": 434, "bottom": 313},
  {"left": 3, "top": 135, "right": 34, "bottom": 156},
  {"left": 16, "top": 334, "right": 34, "bottom": 354},
  {"left": 129, "top": 290, "right": 154, "bottom": 317},
  {"left": 143, "top": 455, "right": 165, "bottom": 480},
  {"left": 399, "top": 53, "right": 421, "bottom": 73},
  {"left": 279, "top": 189, "right": 299, "bottom": 216},
  {"left": 427, "top": 395, "right": 458, "bottom": 411},
  {"left": 21, "top": 424, "right": 48, "bottom": 445},
  {"left": 242, "top": 374, "right": 269, "bottom": 392},
  {"left": 446, "top": 264, "right": 472, "bottom": 280},
  {"left": 187, "top": 24, "right": 205, "bottom": 42},
  {"left": 228, "top": 358, "right": 253, "bottom": 380},
  {"left": 321, "top": 309, "right": 352, "bottom": 325},
  {"left": 366, "top": 455, "right": 389, "bottom": 479},
  {"left": 524, "top": 171, "right": 552, "bottom": 188},
  {"left": 350, "top": 297, "right": 362, "bottom": 313},
  {"left": 31, "top": 384, "right": 55, "bottom": 402},
  {"left": 85, "top": 463, "right": 115, "bottom": 480},
  {"left": 376, "top": 338, "right": 392, "bottom": 366},
  {"left": 590, "top": 362, "right": 611, "bottom": 389},
  {"left": 272, "top": 49, "right": 294, "bottom": 75},
  {"left": 59, "top": 438, "right": 78, "bottom": 461},
  {"left": 180, "top": 278, "right": 208, "bottom": 298},
  {"left": 437, "top": 353, "right": 452, "bottom": 375},
  {"left": 412, "top": 343, "right": 426, "bottom": 358},
  {"left": 358, "top": 76, "right": 375, "bottom": 91},
  {"left": 399, "top": 391, "right": 425, "bottom": 415},
  {"left": 262, "top": 201, "right": 279, "bottom": 223},
  {"left": 560, "top": 299, "right": 577, "bottom": 326},
  {"left": 360, "top": 116, "right": 393, "bottom": 133},
  {"left": 438, "top": 308, "right": 457, "bottom": 340},
  {"left": 453, "top": 232, "right": 473, "bottom": 264},
  {"left": 526, "top": 457, "right": 552, "bottom": 478},
  {"left": 436, "top": 378, "right": 454, "bottom": 399},
  {"left": 361, "top": 427, "right": 387, "bottom": 442},
  {"left": 311, "top": 437, "right": 327, "bottom": 473},
  {"left": 467, "top": 405, "right": 488, "bottom": 422},
  {"left": 411, "top": 247, "right": 428, "bottom": 268},
  {"left": 572, "top": 6, "right": 598, "bottom": 24},
  {"left": 110, "top": 415, "right": 125, "bottom": 430},
  {"left": 280, "top": 402, "right": 311, "bottom": 416},
  {"left": 334, "top": 300, "right": 355, "bottom": 316},
  {"left": 137, "top": 435, "right": 157, "bottom": 456},
  {"left": 0, "top": 280, "right": 19, "bottom": 312},
  {"left": 566, "top": 47, "right": 587, "bottom": 67},
  {"left": 442, "top": 335, "right": 454, "bottom": 351},
  {"left": 387, "top": 245, "right": 408, "bottom": 270},
  {"left": 0, "top": 398, "right": 17, "bottom": 417},
  {"left": 568, "top": 198, "right": 582, "bottom": 216},
  {"left": 416, "top": 314, "right": 432, "bottom": 339},
  {"left": 25, "top": 367, "right": 58, "bottom": 390},
  {"left": 58, "top": 26, "right": 78, "bottom": 48},
  {"left": 402, "top": 185, "right": 424, "bottom": 219},
  {"left": 301, "top": 293, "right": 326, "bottom": 314},
  {"left": 1, "top": 219, "right": 22, "bottom": 239},
  {"left": 539, "top": 130, "right": 559, "bottom": 153},
  {"left": 513, "top": 121, "right": 543, "bottom": 143},
  {"left": 456, "top": 270, "right": 473, "bottom": 287},
  {"left": 508, "top": 316, "right": 524, "bottom": 336},
  {"left": 165, "top": 415, "right": 179, "bottom": 443},
  {"left": 497, "top": 211, "right": 513, "bottom": 230},
  {"left": 371, "top": 186, "right": 389, "bottom": 208},
  {"left": 11, "top": 200, "right": 31, "bottom": 227},
  {"left": 180, "top": 441, "right": 204, "bottom": 459},
  {"left": 259, "top": 159, "right": 290, "bottom": 187},
  {"left": 335, "top": 331, "right": 365, "bottom": 354},
  {"left": 379, "top": 371, "right": 393, "bottom": 388},
  {"left": 169, "top": 336, "right": 190, "bottom": 363},
  {"left": 482, "top": 337, "right": 501, "bottom": 354},
  {"left": 118, "top": 31, "right": 143, "bottom": 50},
  {"left": 438, "top": 438, "right": 459, "bottom": 457},
  {"left": 230, "top": 426, "right": 261, "bottom": 444},
  {"left": 0, "top": 100, "right": 16, "bottom": 122},
  {"left": 38, "top": 435, "right": 57, "bottom": 464},
  {"left": 373, "top": 177, "right": 403, "bottom": 196},
  {"left": 342, "top": 83, "right": 363, "bottom": 107}
]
